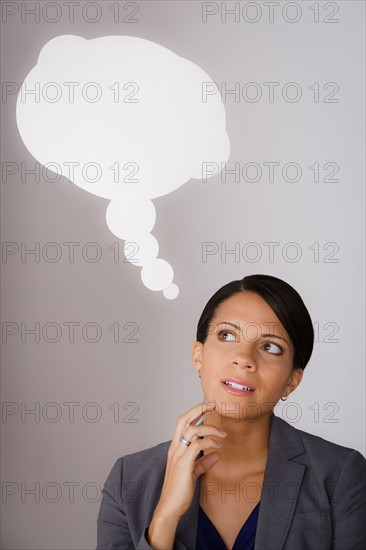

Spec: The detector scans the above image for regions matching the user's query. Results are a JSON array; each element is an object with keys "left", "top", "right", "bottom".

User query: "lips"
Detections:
[{"left": 221, "top": 378, "right": 255, "bottom": 392}]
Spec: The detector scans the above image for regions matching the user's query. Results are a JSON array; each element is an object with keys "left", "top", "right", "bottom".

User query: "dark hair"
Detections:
[{"left": 196, "top": 274, "right": 314, "bottom": 371}]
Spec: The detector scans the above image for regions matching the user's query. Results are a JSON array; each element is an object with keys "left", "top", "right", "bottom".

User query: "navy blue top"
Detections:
[{"left": 196, "top": 501, "right": 260, "bottom": 550}]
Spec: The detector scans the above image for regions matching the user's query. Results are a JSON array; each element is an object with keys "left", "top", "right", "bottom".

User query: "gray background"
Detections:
[{"left": 1, "top": 1, "right": 365, "bottom": 548}]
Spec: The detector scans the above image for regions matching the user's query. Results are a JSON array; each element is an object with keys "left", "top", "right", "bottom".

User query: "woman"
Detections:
[{"left": 97, "top": 274, "right": 366, "bottom": 550}]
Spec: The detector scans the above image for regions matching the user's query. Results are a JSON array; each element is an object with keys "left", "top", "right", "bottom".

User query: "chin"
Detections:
[{"left": 210, "top": 398, "right": 268, "bottom": 424}]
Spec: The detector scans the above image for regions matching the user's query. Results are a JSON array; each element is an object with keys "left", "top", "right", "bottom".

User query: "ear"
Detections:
[
  {"left": 285, "top": 368, "right": 303, "bottom": 396},
  {"left": 192, "top": 341, "right": 203, "bottom": 375}
]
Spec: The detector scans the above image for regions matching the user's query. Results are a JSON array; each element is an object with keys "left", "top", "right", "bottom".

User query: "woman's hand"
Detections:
[{"left": 147, "top": 401, "right": 227, "bottom": 549}]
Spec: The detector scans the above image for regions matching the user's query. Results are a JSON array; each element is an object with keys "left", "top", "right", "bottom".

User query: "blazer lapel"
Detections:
[{"left": 254, "top": 413, "right": 306, "bottom": 550}]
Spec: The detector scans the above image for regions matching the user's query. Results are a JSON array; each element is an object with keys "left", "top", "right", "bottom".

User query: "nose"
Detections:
[{"left": 232, "top": 341, "right": 257, "bottom": 371}]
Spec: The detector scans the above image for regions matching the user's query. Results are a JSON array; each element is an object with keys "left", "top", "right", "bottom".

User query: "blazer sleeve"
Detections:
[
  {"left": 96, "top": 457, "right": 186, "bottom": 550},
  {"left": 331, "top": 449, "right": 366, "bottom": 549},
  {"left": 96, "top": 457, "right": 135, "bottom": 549}
]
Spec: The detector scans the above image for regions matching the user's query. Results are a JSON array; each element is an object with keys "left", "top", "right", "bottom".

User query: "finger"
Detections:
[
  {"left": 194, "top": 451, "right": 221, "bottom": 478},
  {"left": 172, "top": 402, "right": 216, "bottom": 446},
  {"left": 184, "top": 424, "right": 227, "bottom": 442},
  {"left": 176, "top": 435, "right": 223, "bottom": 463},
  {"left": 183, "top": 401, "right": 217, "bottom": 429}
]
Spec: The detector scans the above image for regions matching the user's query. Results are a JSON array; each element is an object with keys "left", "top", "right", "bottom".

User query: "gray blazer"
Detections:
[{"left": 97, "top": 413, "right": 366, "bottom": 549}]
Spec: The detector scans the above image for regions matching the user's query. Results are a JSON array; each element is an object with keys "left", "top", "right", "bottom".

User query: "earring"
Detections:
[
  {"left": 197, "top": 370, "right": 201, "bottom": 378},
  {"left": 280, "top": 395, "right": 288, "bottom": 401}
]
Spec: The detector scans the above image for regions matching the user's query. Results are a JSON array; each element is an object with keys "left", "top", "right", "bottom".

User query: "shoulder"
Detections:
[
  {"left": 123, "top": 440, "right": 171, "bottom": 470},
  {"left": 272, "top": 414, "right": 366, "bottom": 473},
  {"left": 104, "top": 440, "right": 171, "bottom": 486}
]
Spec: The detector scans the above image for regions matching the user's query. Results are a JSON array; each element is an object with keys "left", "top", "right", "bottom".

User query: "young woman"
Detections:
[{"left": 97, "top": 274, "right": 366, "bottom": 550}]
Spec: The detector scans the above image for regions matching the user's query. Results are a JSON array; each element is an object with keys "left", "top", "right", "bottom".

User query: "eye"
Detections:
[
  {"left": 218, "top": 330, "right": 236, "bottom": 342},
  {"left": 262, "top": 342, "right": 283, "bottom": 355}
]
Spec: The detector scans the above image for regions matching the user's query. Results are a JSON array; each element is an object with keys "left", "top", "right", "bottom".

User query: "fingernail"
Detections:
[{"left": 220, "top": 430, "right": 227, "bottom": 435}]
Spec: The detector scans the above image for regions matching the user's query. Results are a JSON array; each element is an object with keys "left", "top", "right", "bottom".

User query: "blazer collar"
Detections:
[{"left": 175, "top": 413, "right": 307, "bottom": 550}]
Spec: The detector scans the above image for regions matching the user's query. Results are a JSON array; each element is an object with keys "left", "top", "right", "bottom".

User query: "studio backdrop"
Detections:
[{"left": 1, "top": 1, "right": 365, "bottom": 549}]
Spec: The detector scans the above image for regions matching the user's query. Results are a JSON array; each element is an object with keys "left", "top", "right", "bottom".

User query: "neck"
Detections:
[{"left": 201, "top": 410, "right": 272, "bottom": 470}]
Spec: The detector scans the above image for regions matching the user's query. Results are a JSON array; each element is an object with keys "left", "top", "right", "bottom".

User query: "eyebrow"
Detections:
[
  {"left": 216, "top": 321, "right": 290, "bottom": 346},
  {"left": 261, "top": 333, "right": 290, "bottom": 346}
]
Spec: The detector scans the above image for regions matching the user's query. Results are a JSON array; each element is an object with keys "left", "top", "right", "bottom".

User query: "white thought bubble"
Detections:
[{"left": 16, "top": 35, "right": 230, "bottom": 297}]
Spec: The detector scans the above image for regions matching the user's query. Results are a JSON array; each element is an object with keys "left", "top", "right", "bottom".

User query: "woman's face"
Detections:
[{"left": 192, "top": 291, "right": 303, "bottom": 420}]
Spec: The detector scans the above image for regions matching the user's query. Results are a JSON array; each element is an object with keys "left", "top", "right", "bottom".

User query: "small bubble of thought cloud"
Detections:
[{"left": 16, "top": 35, "right": 230, "bottom": 298}]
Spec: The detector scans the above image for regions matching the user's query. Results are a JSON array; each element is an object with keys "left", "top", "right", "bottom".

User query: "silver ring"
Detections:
[{"left": 180, "top": 435, "right": 191, "bottom": 447}]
